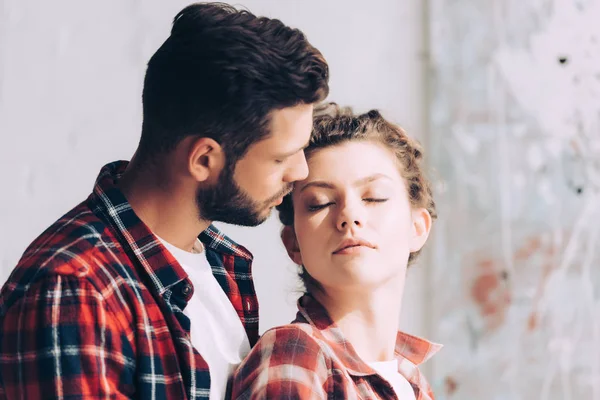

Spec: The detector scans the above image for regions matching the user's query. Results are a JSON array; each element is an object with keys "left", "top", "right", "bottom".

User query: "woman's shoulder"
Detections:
[
  {"left": 235, "top": 322, "right": 333, "bottom": 372},
  {"left": 256, "top": 322, "right": 328, "bottom": 355},
  {"left": 231, "top": 323, "right": 332, "bottom": 399}
]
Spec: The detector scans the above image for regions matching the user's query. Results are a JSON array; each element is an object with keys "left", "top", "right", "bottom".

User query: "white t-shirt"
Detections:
[
  {"left": 368, "top": 360, "right": 416, "bottom": 400},
  {"left": 157, "top": 237, "right": 251, "bottom": 400}
]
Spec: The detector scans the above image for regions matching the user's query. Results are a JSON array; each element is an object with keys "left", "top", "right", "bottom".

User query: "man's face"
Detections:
[{"left": 196, "top": 103, "right": 314, "bottom": 226}]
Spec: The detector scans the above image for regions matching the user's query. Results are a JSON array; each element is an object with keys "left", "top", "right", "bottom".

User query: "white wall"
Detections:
[{"left": 0, "top": 0, "right": 428, "bottom": 336}]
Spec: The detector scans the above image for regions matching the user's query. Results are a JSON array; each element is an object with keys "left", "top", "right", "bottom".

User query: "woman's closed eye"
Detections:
[
  {"left": 307, "top": 202, "right": 334, "bottom": 212},
  {"left": 363, "top": 198, "right": 388, "bottom": 203},
  {"left": 307, "top": 198, "right": 388, "bottom": 212}
]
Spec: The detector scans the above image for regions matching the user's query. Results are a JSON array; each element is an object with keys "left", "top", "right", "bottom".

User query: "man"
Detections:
[{"left": 0, "top": 3, "right": 329, "bottom": 399}]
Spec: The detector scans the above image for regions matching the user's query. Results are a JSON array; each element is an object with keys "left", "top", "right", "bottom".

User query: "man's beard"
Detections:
[{"left": 196, "top": 164, "right": 292, "bottom": 227}]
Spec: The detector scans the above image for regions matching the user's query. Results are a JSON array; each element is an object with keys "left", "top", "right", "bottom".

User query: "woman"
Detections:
[{"left": 231, "top": 103, "right": 442, "bottom": 399}]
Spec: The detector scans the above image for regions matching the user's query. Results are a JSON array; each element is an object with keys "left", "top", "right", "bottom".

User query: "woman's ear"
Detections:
[
  {"left": 281, "top": 225, "right": 303, "bottom": 265},
  {"left": 409, "top": 208, "right": 432, "bottom": 253}
]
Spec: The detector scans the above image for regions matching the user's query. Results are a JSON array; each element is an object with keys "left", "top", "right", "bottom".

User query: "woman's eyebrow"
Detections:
[{"left": 299, "top": 173, "right": 392, "bottom": 193}]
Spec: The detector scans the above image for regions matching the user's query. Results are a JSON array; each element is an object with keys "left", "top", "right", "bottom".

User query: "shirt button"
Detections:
[
  {"left": 245, "top": 299, "right": 253, "bottom": 312},
  {"left": 182, "top": 284, "right": 192, "bottom": 297}
]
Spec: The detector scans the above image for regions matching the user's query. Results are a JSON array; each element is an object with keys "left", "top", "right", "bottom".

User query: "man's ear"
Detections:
[
  {"left": 409, "top": 208, "right": 432, "bottom": 253},
  {"left": 281, "top": 225, "right": 303, "bottom": 265},
  {"left": 188, "top": 137, "right": 225, "bottom": 183}
]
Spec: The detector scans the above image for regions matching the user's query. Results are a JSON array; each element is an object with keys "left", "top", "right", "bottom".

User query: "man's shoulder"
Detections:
[
  {"left": 1, "top": 199, "right": 129, "bottom": 310},
  {"left": 17, "top": 200, "right": 116, "bottom": 272}
]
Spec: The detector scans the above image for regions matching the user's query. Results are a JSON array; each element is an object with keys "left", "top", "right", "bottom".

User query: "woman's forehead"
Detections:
[{"left": 303, "top": 141, "right": 401, "bottom": 183}]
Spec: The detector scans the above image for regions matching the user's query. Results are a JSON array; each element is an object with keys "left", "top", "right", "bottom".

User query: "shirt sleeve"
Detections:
[
  {"left": 0, "top": 275, "right": 135, "bottom": 399},
  {"left": 230, "top": 325, "right": 329, "bottom": 400}
]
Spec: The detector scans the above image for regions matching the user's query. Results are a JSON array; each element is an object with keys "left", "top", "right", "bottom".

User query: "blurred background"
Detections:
[{"left": 0, "top": 1, "right": 598, "bottom": 399}]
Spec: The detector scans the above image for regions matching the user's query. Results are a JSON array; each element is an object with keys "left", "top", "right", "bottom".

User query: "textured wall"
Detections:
[
  {"left": 0, "top": 0, "right": 429, "bottom": 335},
  {"left": 428, "top": 0, "right": 600, "bottom": 398}
]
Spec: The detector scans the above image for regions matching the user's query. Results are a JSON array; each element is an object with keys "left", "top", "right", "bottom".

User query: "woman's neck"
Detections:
[{"left": 313, "top": 276, "right": 405, "bottom": 362}]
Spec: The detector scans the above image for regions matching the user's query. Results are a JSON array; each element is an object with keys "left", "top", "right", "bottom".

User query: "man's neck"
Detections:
[
  {"left": 118, "top": 157, "right": 211, "bottom": 252},
  {"left": 314, "top": 277, "right": 405, "bottom": 363}
]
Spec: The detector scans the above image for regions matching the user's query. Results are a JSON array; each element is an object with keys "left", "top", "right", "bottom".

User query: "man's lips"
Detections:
[{"left": 271, "top": 188, "right": 292, "bottom": 206}]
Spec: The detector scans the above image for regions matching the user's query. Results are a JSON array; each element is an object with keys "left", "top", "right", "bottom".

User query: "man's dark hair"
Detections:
[{"left": 139, "top": 2, "right": 329, "bottom": 165}]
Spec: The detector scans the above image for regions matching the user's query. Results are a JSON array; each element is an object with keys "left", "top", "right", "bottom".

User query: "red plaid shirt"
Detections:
[
  {"left": 0, "top": 161, "right": 259, "bottom": 399},
  {"left": 231, "top": 294, "right": 441, "bottom": 400}
]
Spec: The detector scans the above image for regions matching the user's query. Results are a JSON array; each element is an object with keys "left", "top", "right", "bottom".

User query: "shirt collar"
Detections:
[
  {"left": 89, "top": 161, "right": 252, "bottom": 296},
  {"left": 295, "top": 293, "right": 442, "bottom": 377}
]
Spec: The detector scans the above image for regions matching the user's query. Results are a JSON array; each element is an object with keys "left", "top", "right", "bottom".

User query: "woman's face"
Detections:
[{"left": 285, "top": 140, "right": 431, "bottom": 292}]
